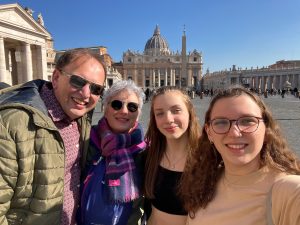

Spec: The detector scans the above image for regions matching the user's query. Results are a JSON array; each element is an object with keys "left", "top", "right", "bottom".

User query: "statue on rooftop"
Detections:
[
  {"left": 24, "top": 7, "right": 33, "bottom": 16},
  {"left": 37, "top": 13, "right": 44, "bottom": 26}
]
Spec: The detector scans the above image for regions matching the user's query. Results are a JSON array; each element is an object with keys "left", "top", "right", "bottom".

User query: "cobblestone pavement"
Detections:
[{"left": 92, "top": 94, "right": 300, "bottom": 156}]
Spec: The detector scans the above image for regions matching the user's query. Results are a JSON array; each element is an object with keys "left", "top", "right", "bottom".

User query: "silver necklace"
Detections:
[{"left": 164, "top": 151, "right": 186, "bottom": 169}]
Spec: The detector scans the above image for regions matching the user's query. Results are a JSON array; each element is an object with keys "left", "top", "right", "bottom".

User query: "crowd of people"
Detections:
[
  {"left": 144, "top": 86, "right": 300, "bottom": 104},
  {"left": 0, "top": 48, "right": 299, "bottom": 225}
]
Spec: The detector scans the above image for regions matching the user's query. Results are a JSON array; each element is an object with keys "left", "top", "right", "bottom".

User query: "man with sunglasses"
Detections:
[{"left": 0, "top": 48, "right": 106, "bottom": 225}]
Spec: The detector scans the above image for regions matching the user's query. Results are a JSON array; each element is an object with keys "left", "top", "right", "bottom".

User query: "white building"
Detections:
[
  {"left": 0, "top": 3, "right": 54, "bottom": 85},
  {"left": 203, "top": 61, "right": 300, "bottom": 92}
]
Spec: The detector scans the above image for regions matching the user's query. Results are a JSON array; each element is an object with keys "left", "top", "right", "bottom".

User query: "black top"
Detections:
[{"left": 151, "top": 166, "right": 187, "bottom": 215}]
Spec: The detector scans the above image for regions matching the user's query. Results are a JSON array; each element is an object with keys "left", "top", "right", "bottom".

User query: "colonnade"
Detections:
[
  {"left": 205, "top": 69, "right": 300, "bottom": 91},
  {"left": 249, "top": 74, "right": 300, "bottom": 90},
  {"left": 0, "top": 36, "right": 48, "bottom": 85},
  {"left": 123, "top": 67, "right": 195, "bottom": 88}
]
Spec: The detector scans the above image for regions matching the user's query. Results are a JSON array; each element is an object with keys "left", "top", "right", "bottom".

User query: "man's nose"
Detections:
[{"left": 80, "top": 84, "right": 91, "bottom": 97}]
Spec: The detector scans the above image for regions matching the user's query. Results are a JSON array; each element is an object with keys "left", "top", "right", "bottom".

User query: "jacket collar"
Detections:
[{"left": 0, "top": 79, "right": 49, "bottom": 116}]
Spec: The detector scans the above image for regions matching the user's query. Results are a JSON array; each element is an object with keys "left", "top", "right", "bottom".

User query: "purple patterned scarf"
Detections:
[{"left": 95, "top": 117, "right": 146, "bottom": 203}]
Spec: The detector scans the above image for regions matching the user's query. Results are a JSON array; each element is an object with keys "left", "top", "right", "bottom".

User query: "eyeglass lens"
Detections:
[
  {"left": 68, "top": 74, "right": 104, "bottom": 96},
  {"left": 210, "top": 117, "right": 260, "bottom": 134},
  {"left": 110, "top": 100, "right": 139, "bottom": 112}
]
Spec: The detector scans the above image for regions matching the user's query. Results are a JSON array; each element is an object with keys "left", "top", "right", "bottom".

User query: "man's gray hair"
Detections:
[{"left": 102, "top": 79, "right": 145, "bottom": 109}]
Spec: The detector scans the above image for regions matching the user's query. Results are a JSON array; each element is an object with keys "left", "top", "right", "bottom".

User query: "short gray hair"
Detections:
[{"left": 102, "top": 79, "right": 145, "bottom": 109}]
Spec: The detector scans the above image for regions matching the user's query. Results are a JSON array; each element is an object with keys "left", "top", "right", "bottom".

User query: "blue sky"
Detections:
[{"left": 2, "top": 0, "right": 300, "bottom": 72}]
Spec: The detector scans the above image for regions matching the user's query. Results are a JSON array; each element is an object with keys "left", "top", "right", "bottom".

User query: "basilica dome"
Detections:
[{"left": 144, "top": 25, "right": 170, "bottom": 56}]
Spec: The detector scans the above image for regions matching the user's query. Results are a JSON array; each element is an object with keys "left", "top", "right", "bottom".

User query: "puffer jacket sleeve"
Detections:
[{"left": 0, "top": 120, "right": 18, "bottom": 225}]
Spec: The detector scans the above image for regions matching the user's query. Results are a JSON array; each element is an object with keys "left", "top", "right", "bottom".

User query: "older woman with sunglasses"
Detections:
[
  {"left": 179, "top": 87, "right": 300, "bottom": 225},
  {"left": 79, "top": 80, "right": 146, "bottom": 225}
]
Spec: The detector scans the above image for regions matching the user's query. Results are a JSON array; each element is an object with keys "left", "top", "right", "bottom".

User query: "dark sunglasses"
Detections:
[
  {"left": 110, "top": 100, "right": 139, "bottom": 113},
  {"left": 60, "top": 70, "right": 105, "bottom": 96}
]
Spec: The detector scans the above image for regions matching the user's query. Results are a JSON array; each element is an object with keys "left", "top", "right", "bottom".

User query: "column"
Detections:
[
  {"left": 134, "top": 69, "right": 137, "bottom": 84},
  {"left": 291, "top": 74, "right": 295, "bottom": 88},
  {"left": 0, "top": 37, "right": 6, "bottom": 82},
  {"left": 261, "top": 77, "right": 265, "bottom": 91},
  {"left": 152, "top": 69, "right": 155, "bottom": 88},
  {"left": 6, "top": 50, "right": 12, "bottom": 84},
  {"left": 148, "top": 69, "right": 151, "bottom": 87},
  {"left": 164, "top": 69, "right": 167, "bottom": 86},
  {"left": 258, "top": 77, "right": 262, "bottom": 92},
  {"left": 41, "top": 45, "right": 48, "bottom": 80},
  {"left": 265, "top": 76, "right": 269, "bottom": 90},
  {"left": 36, "top": 45, "right": 48, "bottom": 80},
  {"left": 15, "top": 46, "right": 23, "bottom": 83},
  {"left": 24, "top": 43, "right": 33, "bottom": 81},
  {"left": 142, "top": 69, "right": 145, "bottom": 88},
  {"left": 187, "top": 69, "right": 192, "bottom": 87},
  {"left": 251, "top": 77, "right": 255, "bottom": 89},
  {"left": 172, "top": 70, "right": 176, "bottom": 86},
  {"left": 273, "top": 76, "right": 277, "bottom": 89},
  {"left": 157, "top": 69, "right": 161, "bottom": 87},
  {"left": 278, "top": 75, "right": 283, "bottom": 90},
  {"left": 275, "top": 75, "right": 280, "bottom": 90},
  {"left": 274, "top": 76, "right": 279, "bottom": 90},
  {"left": 255, "top": 76, "right": 259, "bottom": 90}
]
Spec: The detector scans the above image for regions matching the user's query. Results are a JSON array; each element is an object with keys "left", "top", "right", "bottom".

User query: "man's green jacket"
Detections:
[{"left": 0, "top": 80, "right": 92, "bottom": 225}]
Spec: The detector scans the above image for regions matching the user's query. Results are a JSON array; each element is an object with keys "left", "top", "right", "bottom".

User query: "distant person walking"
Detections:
[{"left": 281, "top": 89, "right": 286, "bottom": 98}]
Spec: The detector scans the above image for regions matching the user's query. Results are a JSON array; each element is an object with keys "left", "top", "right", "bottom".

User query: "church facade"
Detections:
[
  {"left": 118, "top": 25, "right": 203, "bottom": 89},
  {"left": 0, "top": 3, "right": 54, "bottom": 85}
]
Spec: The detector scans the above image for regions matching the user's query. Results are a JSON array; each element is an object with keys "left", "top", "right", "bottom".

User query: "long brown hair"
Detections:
[
  {"left": 179, "top": 87, "right": 300, "bottom": 215},
  {"left": 144, "top": 86, "right": 201, "bottom": 198}
]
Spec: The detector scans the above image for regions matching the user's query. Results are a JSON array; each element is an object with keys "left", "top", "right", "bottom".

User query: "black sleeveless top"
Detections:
[{"left": 151, "top": 166, "right": 187, "bottom": 215}]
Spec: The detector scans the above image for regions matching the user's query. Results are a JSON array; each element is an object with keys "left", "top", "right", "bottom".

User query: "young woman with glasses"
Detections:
[
  {"left": 179, "top": 87, "right": 300, "bottom": 225},
  {"left": 79, "top": 80, "right": 146, "bottom": 225},
  {"left": 144, "top": 86, "right": 201, "bottom": 225}
]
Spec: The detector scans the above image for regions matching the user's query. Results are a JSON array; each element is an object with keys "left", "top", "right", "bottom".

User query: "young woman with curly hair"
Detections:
[{"left": 179, "top": 87, "right": 300, "bottom": 225}]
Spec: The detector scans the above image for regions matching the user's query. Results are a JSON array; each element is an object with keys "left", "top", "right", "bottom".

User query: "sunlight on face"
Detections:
[
  {"left": 153, "top": 91, "right": 190, "bottom": 141},
  {"left": 104, "top": 90, "right": 140, "bottom": 133},
  {"left": 52, "top": 57, "right": 105, "bottom": 120},
  {"left": 206, "top": 94, "right": 266, "bottom": 174}
]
